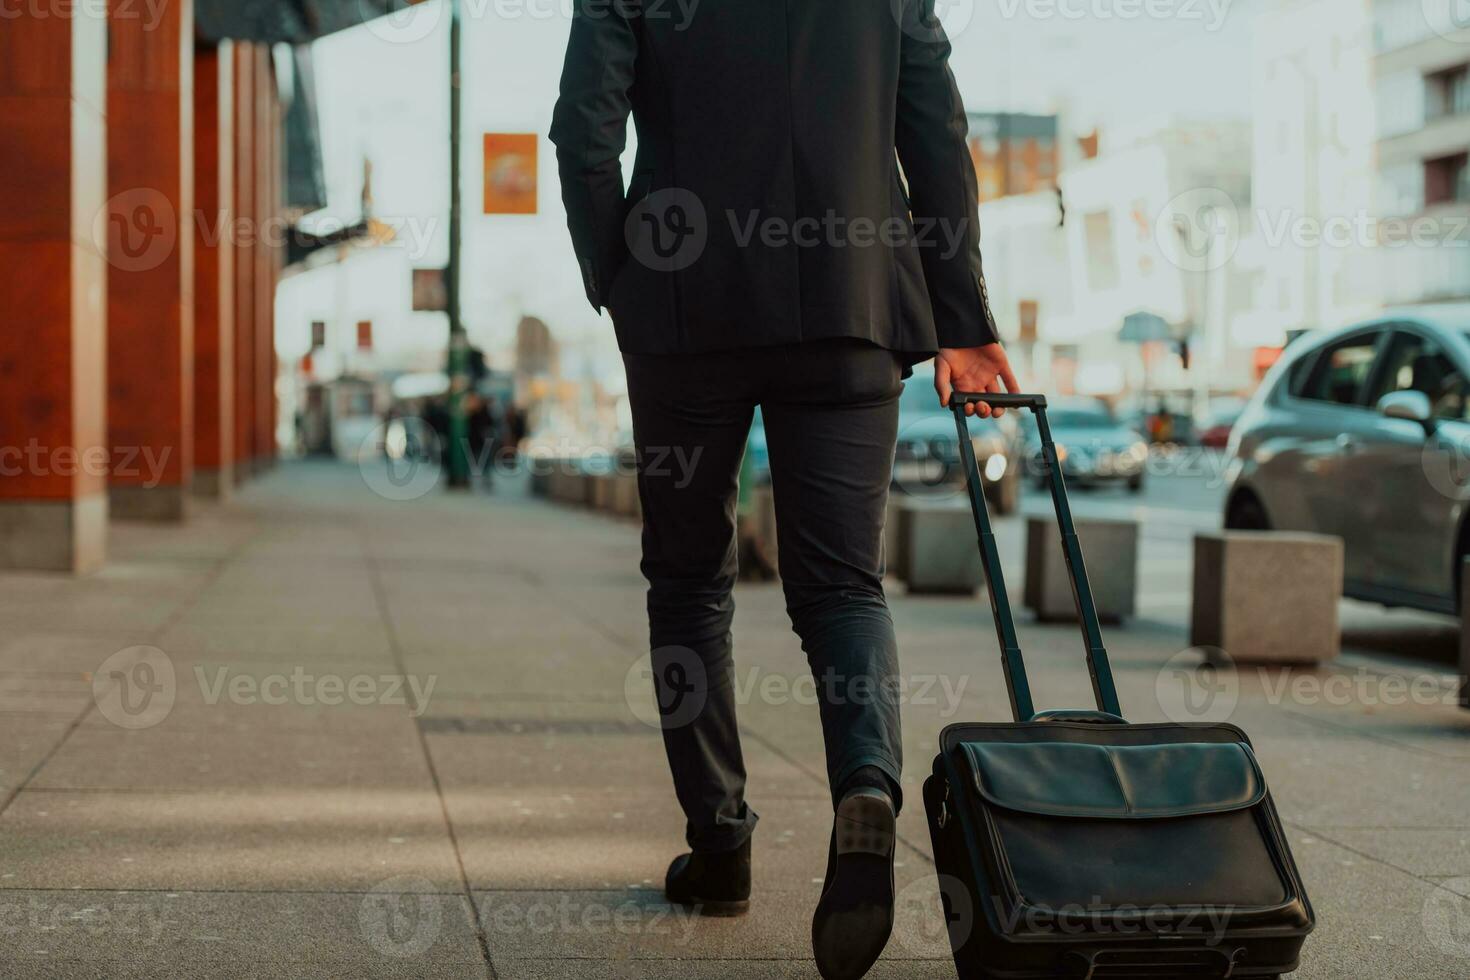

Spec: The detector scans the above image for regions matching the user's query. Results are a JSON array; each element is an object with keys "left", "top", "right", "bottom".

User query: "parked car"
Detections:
[
  {"left": 892, "top": 367, "right": 1020, "bottom": 513},
  {"left": 1199, "top": 398, "right": 1248, "bottom": 448},
  {"left": 1019, "top": 398, "right": 1149, "bottom": 492},
  {"left": 1121, "top": 402, "right": 1198, "bottom": 446},
  {"left": 743, "top": 371, "right": 1020, "bottom": 512},
  {"left": 1223, "top": 306, "right": 1470, "bottom": 614}
]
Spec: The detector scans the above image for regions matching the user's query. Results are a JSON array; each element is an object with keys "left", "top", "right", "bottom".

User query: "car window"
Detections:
[
  {"left": 1370, "top": 332, "right": 1470, "bottom": 421},
  {"left": 1284, "top": 349, "right": 1319, "bottom": 397},
  {"left": 1300, "top": 333, "right": 1381, "bottom": 406}
]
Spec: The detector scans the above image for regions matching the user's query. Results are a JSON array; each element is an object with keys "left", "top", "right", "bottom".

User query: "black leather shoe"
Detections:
[
  {"left": 664, "top": 838, "right": 751, "bottom": 916},
  {"left": 811, "top": 786, "right": 896, "bottom": 980}
]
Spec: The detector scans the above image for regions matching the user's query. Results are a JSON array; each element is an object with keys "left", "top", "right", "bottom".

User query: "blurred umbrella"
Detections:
[{"left": 1118, "top": 310, "right": 1174, "bottom": 344}]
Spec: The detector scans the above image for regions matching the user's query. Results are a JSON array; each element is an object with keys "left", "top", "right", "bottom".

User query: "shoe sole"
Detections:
[{"left": 812, "top": 791, "right": 896, "bottom": 980}]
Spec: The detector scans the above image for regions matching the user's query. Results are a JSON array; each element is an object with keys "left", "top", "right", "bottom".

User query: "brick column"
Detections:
[
  {"left": 105, "top": 0, "right": 195, "bottom": 520},
  {"left": 254, "top": 46, "right": 277, "bottom": 472},
  {"left": 0, "top": 6, "right": 109, "bottom": 571},
  {"left": 193, "top": 42, "right": 235, "bottom": 498},
  {"left": 232, "top": 44, "right": 256, "bottom": 485}
]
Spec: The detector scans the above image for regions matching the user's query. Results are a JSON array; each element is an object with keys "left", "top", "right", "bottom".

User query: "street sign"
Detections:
[
  {"left": 483, "top": 133, "right": 538, "bottom": 215},
  {"left": 1018, "top": 300, "right": 1038, "bottom": 343},
  {"left": 412, "top": 268, "right": 447, "bottom": 312}
]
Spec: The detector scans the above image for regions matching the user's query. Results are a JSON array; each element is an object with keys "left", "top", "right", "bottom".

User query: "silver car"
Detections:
[
  {"left": 892, "top": 367, "right": 1020, "bottom": 513},
  {"left": 1224, "top": 306, "right": 1470, "bottom": 614}
]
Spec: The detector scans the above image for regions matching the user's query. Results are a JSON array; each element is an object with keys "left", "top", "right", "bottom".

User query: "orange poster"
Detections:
[{"left": 483, "top": 133, "right": 538, "bottom": 215}]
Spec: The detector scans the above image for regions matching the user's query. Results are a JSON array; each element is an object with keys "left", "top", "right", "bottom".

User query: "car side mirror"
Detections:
[{"left": 1377, "top": 390, "right": 1435, "bottom": 435}]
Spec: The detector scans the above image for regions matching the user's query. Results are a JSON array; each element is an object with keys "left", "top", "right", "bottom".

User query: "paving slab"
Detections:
[
  {"left": 0, "top": 789, "right": 462, "bottom": 892},
  {"left": 150, "top": 623, "right": 396, "bottom": 663},
  {"left": 29, "top": 728, "right": 435, "bottom": 793},
  {"left": 0, "top": 889, "right": 488, "bottom": 979},
  {"left": 1286, "top": 832, "right": 1470, "bottom": 979},
  {"left": 423, "top": 725, "right": 828, "bottom": 802},
  {"left": 474, "top": 877, "right": 949, "bottom": 963},
  {"left": 491, "top": 963, "right": 953, "bottom": 979}
]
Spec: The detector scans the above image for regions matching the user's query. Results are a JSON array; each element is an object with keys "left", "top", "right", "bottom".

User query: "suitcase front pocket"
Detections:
[{"left": 957, "top": 739, "right": 1299, "bottom": 938}]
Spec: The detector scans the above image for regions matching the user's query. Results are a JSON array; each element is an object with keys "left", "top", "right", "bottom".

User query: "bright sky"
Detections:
[{"left": 305, "top": 0, "right": 1265, "bottom": 375}]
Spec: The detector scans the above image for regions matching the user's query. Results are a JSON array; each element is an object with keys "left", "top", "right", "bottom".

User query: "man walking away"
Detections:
[{"left": 551, "top": 1, "right": 1019, "bottom": 976}]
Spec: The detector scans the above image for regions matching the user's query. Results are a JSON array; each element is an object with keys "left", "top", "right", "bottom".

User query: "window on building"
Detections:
[
  {"left": 1425, "top": 152, "right": 1469, "bottom": 206},
  {"left": 1427, "top": 64, "right": 1470, "bottom": 120},
  {"left": 1083, "top": 211, "right": 1119, "bottom": 291},
  {"left": 356, "top": 321, "right": 373, "bottom": 350}
]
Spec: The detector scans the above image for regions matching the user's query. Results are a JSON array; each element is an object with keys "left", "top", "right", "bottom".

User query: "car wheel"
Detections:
[
  {"left": 1225, "top": 493, "right": 1271, "bottom": 531},
  {"left": 1126, "top": 474, "right": 1144, "bottom": 494}
]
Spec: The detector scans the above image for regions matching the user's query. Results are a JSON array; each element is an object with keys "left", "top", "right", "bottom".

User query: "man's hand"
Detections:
[{"left": 934, "top": 343, "right": 1021, "bottom": 418}]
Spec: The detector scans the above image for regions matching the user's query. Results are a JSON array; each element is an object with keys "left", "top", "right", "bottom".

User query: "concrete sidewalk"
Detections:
[{"left": 0, "top": 461, "right": 1466, "bottom": 978}]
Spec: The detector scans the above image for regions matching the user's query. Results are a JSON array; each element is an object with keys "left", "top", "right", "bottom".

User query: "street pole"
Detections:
[{"left": 445, "top": 0, "right": 471, "bottom": 489}]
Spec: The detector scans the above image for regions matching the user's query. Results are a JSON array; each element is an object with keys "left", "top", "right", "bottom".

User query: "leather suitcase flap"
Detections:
[{"left": 961, "top": 741, "right": 1266, "bottom": 820}]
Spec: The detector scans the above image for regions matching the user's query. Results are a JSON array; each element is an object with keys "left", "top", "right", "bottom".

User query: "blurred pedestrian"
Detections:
[
  {"left": 553, "top": 3, "right": 1017, "bottom": 976},
  {"left": 466, "top": 394, "right": 499, "bottom": 489}
]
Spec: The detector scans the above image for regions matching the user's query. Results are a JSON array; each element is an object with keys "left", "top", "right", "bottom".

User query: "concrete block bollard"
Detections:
[
  {"left": 590, "top": 473, "right": 617, "bottom": 513},
  {"left": 1461, "top": 558, "right": 1469, "bottom": 710},
  {"left": 612, "top": 470, "right": 641, "bottom": 520},
  {"left": 885, "top": 496, "right": 911, "bottom": 582},
  {"left": 529, "top": 460, "right": 555, "bottom": 499},
  {"left": 901, "top": 500, "right": 984, "bottom": 595},
  {"left": 1190, "top": 531, "right": 1343, "bottom": 665},
  {"left": 1024, "top": 517, "right": 1137, "bottom": 623},
  {"left": 551, "top": 465, "right": 592, "bottom": 507},
  {"left": 752, "top": 484, "right": 779, "bottom": 576},
  {"left": 546, "top": 467, "right": 569, "bottom": 503}
]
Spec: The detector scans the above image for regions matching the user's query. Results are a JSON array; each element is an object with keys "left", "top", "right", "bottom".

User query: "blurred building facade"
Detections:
[
  {"left": 966, "top": 112, "right": 1061, "bottom": 202},
  {"left": 1373, "top": 0, "right": 1470, "bottom": 304},
  {"left": 1247, "top": 0, "right": 1379, "bottom": 342},
  {"left": 0, "top": 1, "right": 407, "bottom": 572}
]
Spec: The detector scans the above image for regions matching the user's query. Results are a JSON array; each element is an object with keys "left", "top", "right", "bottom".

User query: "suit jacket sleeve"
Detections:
[
  {"left": 895, "top": 0, "right": 1000, "bottom": 348},
  {"left": 549, "top": 0, "right": 639, "bottom": 311}
]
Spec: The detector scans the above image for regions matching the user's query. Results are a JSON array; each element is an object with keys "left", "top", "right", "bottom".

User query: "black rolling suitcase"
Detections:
[{"left": 922, "top": 392, "right": 1314, "bottom": 980}]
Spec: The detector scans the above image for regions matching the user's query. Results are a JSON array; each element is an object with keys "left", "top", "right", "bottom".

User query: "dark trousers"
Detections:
[{"left": 624, "top": 339, "right": 905, "bottom": 853}]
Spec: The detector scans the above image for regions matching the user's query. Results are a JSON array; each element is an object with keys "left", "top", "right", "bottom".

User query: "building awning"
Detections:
[{"left": 196, "top": 0, "right": 417, "bottom": 44}]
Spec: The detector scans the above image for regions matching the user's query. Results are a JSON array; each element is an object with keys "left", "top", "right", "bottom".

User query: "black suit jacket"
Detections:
[{"left": 549, "top": 0, "right": 999, "bottom": 358}]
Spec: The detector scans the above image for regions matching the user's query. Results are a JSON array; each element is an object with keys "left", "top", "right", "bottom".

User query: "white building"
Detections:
[
  {"left": 1373, "top": 0, "right": 1470, "bottom": 304},
  {"left": 1049, "top": 119, "right": 1258, "bottom": 395},
  {"left": 1247, "top": 0, "right": 1380, "bottom": 342}
]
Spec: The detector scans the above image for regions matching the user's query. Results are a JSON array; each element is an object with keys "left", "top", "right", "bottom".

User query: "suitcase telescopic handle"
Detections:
[{"left": 949, "top": 393, "right": 1123, "bottom": 722}]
